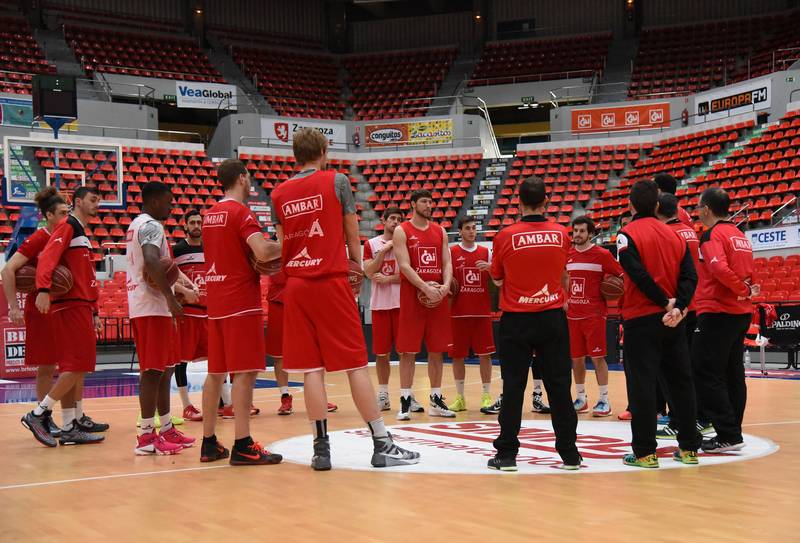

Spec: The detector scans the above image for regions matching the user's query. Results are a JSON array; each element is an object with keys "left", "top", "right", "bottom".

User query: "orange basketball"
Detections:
[
  {"left": 51, "top": 265, "right": 74, "bottom": 297},
  {"left": 143, "top": 256, "right": 179, "bottom": 289},
  {"left": 348, "top": 260, "right": 364, "bottom": 296},
  {"left": 417, "top": 281, "right": 443, "bottom": 308},
  {"left": 15, "top": 264, "right": 37, "bottom": 294},
  {"left": 250, "top": 254, "right": 282, "bottom": 275},
  {"left": 600, "top": 274, "right": 624, "bottom": 301}
]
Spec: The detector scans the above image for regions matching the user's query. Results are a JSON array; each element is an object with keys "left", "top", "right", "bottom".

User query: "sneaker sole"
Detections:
[
  {"left": 623, "top": 461, "right": 659, "bottom": 468},
  {"left": 552, "top": 464, "right": 581, "bottom": 471},
  {"left": 277, "top": 410, "right": 294, "bottom": 416},
  {"left": 428, "top": 410, "right": 456, "bottom": 417},
  {"left": 134, "top": 446, "right": 182, "bottom": 456},
  {"left": 200, "top": 453, "right": 230, "bottom": 462},
  {"left": 592, "top": 411, "right": 612, "bottom": 418},
  {"left": 488, "top": 465, "right": 518, "bottom": 472},
  {"left": 229, "top": 457, "right": 283, "bottom": 466},
  {"left": 372, "top": 455, "right": 421, "bottom": 468},
  {"left": 575, "top": 408, "right": 589, "bottom": 414},
  {"left": 480, "top": 409, "right": 500, "bottom": 415},
  {"left": 449, "top": 407, "right": 467, "bottom": 412},
  {"left": 396, "top": 412, "right": 411, "bottom": 421},
  {"left": 59, "top": 437, "right": 105, "bottom": 445},
  {"left": 673, "top": 457, "right": 699, "bottom": 465},
  {"left": 703, "top": 443, "right": 745, "bottom": 453},
  {"left": 21, "top": 418, "right": 57, "bottom": 448},
  {"left": 326, "top": 406, "right": 338, "bottom": 413}
]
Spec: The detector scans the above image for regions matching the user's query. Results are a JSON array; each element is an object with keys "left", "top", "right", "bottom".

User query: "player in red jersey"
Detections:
[
  {"left": 172, "top": 209, "right": 207, "bottom": 422},
  {"left": 447, "top": 217, "right": 497, "bottom": 413},
  {"left": 21, "top": 187, "right": 107, "bottom": 447},
  {"left": 271, "top": 128, "right": 418, "bottom": 470},
  {"left": 654, "top": 173, "right": 692, "bottom": 226},
  {"left": 3, "top": 188, "right": 69, "bottom": 436},
  {"left": 265, "top": 269, "right": 292, "bottom": 414},
  {"left": 566, "top": 216, "right": 623, "bottom": 417},
  {"left": 199, "top": 159, "right": 283, "bottom": 466},
  {"left": 393, "top": 189, "right": 455, "bottom": 420}
]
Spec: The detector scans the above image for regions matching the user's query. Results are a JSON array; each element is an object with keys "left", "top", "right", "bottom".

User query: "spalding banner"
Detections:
[
  {"left": 176, "top": 82, "right": 237, "bottom": 110},
  {"left": 365, "top": 119, "right": 453, "bottom": 147},
  {"left": 571, "top": 103, "right": 670, "bottom": 133}
]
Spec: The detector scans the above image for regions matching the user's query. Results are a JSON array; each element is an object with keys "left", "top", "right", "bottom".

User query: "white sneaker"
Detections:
[
  {"left": 377, "top": 391, "right": 391, "bottom": 411},
  {"left": 428, "top": 395, "right": 456, "bottom": 418},
  {"left": 396, "top": 396, "right": 411, "bottom": 421},
  {"left": 409, "top": 395, "right": 424, "bottom": 413}
]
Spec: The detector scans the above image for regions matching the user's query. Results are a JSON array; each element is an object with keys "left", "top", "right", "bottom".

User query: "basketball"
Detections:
[
  {"left": 417, "top": 281, "right": 443, "bottom": 308},
  {"left": 143, "top": 257, "right": 179, "bottom": 289},
  {"left": 250, "top": 254, "right": 282, "bottom": 275},
  {"left": 15, "top": 265, "right": 37, "bottom": 294},
  {"left": 600, "top": 274, "right": 624, "bottom": 300},
  {"left": 449, "top": 277, "right": 459, "bottom": 298},
  {"left": 348, "top": 260, "right": 364, "bottom": 296},
  {"left": 51, "top": 265, "right": 74, "bottom": 297}
]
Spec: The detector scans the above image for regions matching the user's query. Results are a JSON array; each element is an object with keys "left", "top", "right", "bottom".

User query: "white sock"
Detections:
[
  {"left": 140, "top": 416, "right": 155, "bottom": 433},
  {"left": 430, "top": 387, "right": 442, "bottom": 398},
  {"left": 533, "top": 380, "right": 543, "bottom": 394},
  {"left": 221, "top": 382, "right": 232, "bottom": 405},
  {"left": 34, "top": 395, "right": 56, "bottom": 416},
  {"left": 598, "top": 385, "right": 609, "bottom": 400},
  {"left": 379, "top": 384, "right": 389, "bottom": 394},
  {"left": 280, "top": 386, "right": 290, "bottom": 395},
  {"left": 482, "top": 382, "right": 491, "bottom": 394},
  {"left": 62, "top": 408, "right": 76, "bottom": 430},
  {"left": 368, "top": 417, "right": 388, "bottom": 438},
  {"left": 400, "top": 388, "right": 411, "bottom": 399},
  {"left": 178, "top": 386, "right": 191, "bottom": 409},
  {"left": 75, "top": 400, "right": 83, "bottom": 419},
  {"left": 576, "top": 384, "right": 586, "bottom": 401},
  {"left": 159, "top": 412, "right": 173, "bottom": 432},
  {"left": 455, "top": 380, "right": 465, "bottom": 396}
]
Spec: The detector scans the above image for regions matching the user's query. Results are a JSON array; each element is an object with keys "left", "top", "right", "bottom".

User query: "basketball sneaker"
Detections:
[
  {"left": 200, "top": 438, "right": 229, "bottom": 463},
  {"left": 701, "top": 437, "right": 745, "bottom": 453},
  {"left": 397, "top": 396, "right": 412, "bottom": 421},
  {"left": 75, "top": 414, "right": 110, "bottom": 433},
  {"left": 655, "top": 425, "right": 679, "bottom": 440},
  {"left": 311, "top": 437, "right": 331, "bottom": 471},
  {"left": 697, "top": 420, "right": 715, "bottom": 435},
  {"left": 161, "top": 426, "right": 196, "bottom": 448},
  {"left": 21, "top": 410, "right": 57, "bottom": 447},
  {"left": 673, "top": 449, "right": 699, "bottom": 465},
  {"left": 531, "top": 392, "right": 551, "bottom": 414},
  {"left": 278, "top": 394, "right": 293, "bottom": 415},
  {"left": 59, "top": 425, "right": 105, "bottom": 446},
  {"left": 229, "top": 441, "right": 283, "bottom": 466},
  {"left": 377, "top": 391, "right": 391, "bottom": 411},
  {"left": 618, "top": 410, "right": 632, "bottom": 421},
  {"left": 480, "top": 392, "right": 494, "bottom": 411},
  {"left": 622, "top": 453, "right": 659, "bottom": 468},
  {"left": 487, "top": 456, "right": 517, "bottom": 472},
  {"left": 573, "top": 397, "right": 589, "bottom": 414},
  {"left": 220, "top": 405, "right": 235, "bottom": 419},
  {"left": 371, "top": 433, "right": 421, "bottom": 467},
  {"left": 182, "top": 405, "right": 202, "bottom": 422},
  {"left": 481, "top": 394, "right": 502, "bottom": 415},
  {"left": 45, "top": 412, "right": 62, "bottom": 437},
  {"left": 553, "top": 455, "right": 584, "bottom": 471},
  {"left": 250, "top": 405, "right": 261, "bottom": 416},
  {"left": 409, "top": 395, "right": 424, "bottom": 413},
  {"left": 327, "top": 402, "right": 338, "bottom": 413},
  {"left": 429, "top": 395, "right": 456, "bottom": 417},
  {"left": 592, "top": 399, "right": 612, "bottom": 417},
  {"left": 448, "top": 394, "right": 467, "bottom": 412},
  {"left": 135, "top": 431, "right": 183, "bottom": 456}
]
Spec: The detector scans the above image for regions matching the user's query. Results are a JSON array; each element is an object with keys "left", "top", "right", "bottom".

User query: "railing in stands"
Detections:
[
  {"left": 771, "top": 196, "right": 798, "bottom": 226},
  {"left": 238, "top": 136, "right": 483, "bottom": 153},
  {"left": 731, "top": 203, "right": 751, "bottom": 228},
  {"left": 464, "top": 69, "right": 597, "bottom": 87},
  {"left": 29, "top": 121, "right": 204, "bottom": 143}
]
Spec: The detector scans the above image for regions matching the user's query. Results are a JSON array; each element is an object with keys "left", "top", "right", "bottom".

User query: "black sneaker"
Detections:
[
  {"left": 396, "top": 396, "right": 412, "bottom": 421},
  {"left": 487, "top": 456, "right": 517, "bottom": 472},
  {"left": 409, "top": 396, "right": 425, "bottom": 413},
  {"left": 59, "top": 423, "right": 105, "bottom": 445},
  {"left": 75, "top": 414, "right": 110, "bottom": 433},
  {"left": 701, "top": 437, "right": 745, "bottom": 453},
  {"left": 371, "top": 433, "right": 421, "bottom": 467},
  {"left": 200, "top": 438, "right": 230, "bottom": 462},
  {"left": 229, "top": 441, "right": 283, "bottom": 466},
  {"left": 21, "top": 410, "right": 57, "bottom": 447},
  {"left": 311, "top": 436, "right": 332, "bottom": 471},
  {"left": 554, "top": 454, "right": 584, "bottom": 471},
  {"left": 531, "top": 392, "right": 551, "bottom": 414},
  {"left": 481, "top": 394, "right": 502, "bottom": 415},
  {"left": 44, "top": 412, "right": 62, "bottom": 437},
  {"left": 656, "top": 425, "right": 679, "bottom": 440}
]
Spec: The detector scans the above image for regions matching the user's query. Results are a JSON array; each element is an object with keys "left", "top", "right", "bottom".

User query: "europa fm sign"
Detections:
[{"left": 571, "top": 102, "right": 670, "bottom": 134}]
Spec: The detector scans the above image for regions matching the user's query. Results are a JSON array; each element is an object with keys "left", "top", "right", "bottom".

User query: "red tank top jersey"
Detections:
[
  {"left": 399, "top": 220, "right": 445, "bottom": 284},
  {"left": 36, "top": 215, "right": 98, "bottom": 311},
  {"left": 271, "top": 170, "right": 348, "bottom": 279},
  {"left": 450, "top": 243, "right": 491, "bottom": 317},
  {"left": 267, "top": 270, "right": 287, "bottom": 303},
  {"left": 201, "top": 198, "right": 263, "bottom": 319},
  {"left": 695, "top": 221, "right": 754, "bottom": 316},
  {"left": 617, "top": 216, "right": 686, "bottom": 321},
  {"left": 490, "top": 217, "right": 569, "bottom": 313},
  {"left": 566, "top": 244, "right": 623, "bottom": 319},
  {"left": 17, "top": 228, "right": 51, "bottom": 311},
  {"left": 666, "top": 218, "right": 700, "bottom": 312},
  {"left": 172, "top": 240, "right": 207, "bottom": 317}
]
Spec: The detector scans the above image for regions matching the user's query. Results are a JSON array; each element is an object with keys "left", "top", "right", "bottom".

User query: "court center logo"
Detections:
[{"left": 271, "top": 420, "right": 778, "bottom": 474}]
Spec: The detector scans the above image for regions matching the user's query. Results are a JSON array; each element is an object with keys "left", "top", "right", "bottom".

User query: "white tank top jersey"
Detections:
[
  {"left": 366, "top": 235, "right": 400, "bottom": 311},
  {"left": 126, "top": 213, "right": 171, "bottom": 318}
]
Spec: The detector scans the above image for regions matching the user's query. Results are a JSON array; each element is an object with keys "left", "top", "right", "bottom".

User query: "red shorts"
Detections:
[
  {"left": 265, "top": 301, "right": 283, "bottom": 358},
  {"left": 568, "top": 316, "right": 607, "bottom": 359},
  {"left": 178, "top": 316, "right": 208, "bottom": 362},
  {"left": 397, "top": 285, "right": 453, "bottom": 354},
  {"left": 371, "top": 308, "right": 399, "bottom": 356},
  {"left": 132, "top": 316, "right": 179, "bottom": 372},
  {"left": 51, "top": 305, "right": 96, "bottom": 373},
  {"left": 282, "top": 276, "right": 367, "bottom": 373},
  {"left": 24, "top": 302, "right": 58, "bottom": 366},
  {"left": 207, "top": 313, "right": 265, "bottom": 374},
  {"left": 449, "top": 317, "right": 495, "bottom": 359}
]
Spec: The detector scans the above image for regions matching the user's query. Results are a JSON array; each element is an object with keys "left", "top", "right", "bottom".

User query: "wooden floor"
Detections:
[{"left": 1, "top": 365, "right": 797, "bottom": 543}]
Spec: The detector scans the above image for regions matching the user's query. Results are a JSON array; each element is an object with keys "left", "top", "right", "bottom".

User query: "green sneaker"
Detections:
[
  {"left": 623, "top": 453, "right": 659, "bottom": 468},
  {"left": 672, "top": 449, "right": 699, "bottom": 465},
  {"left": 137, "top": 413, "right": 185, "bottom": 428},
  {"left": 480, "top": 392, "right": 493, "bottom": 410},
  {"left": 448, "top": 394, "right": 467, "bottom": 412}
]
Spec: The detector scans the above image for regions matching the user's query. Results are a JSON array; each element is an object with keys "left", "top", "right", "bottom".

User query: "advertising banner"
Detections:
[
  {"left": 176, "top": 82, "right": 237, "bottom": 110},
  {"left": 694, "top": 79, "right": 770, "bottom": 123},
  {"left": 748, "top": 225, "right": 800, "bottom": 252},
  {"left": 261, "top": 118, "right": 347, "bottom": 150},
  {"left": 365, "top": 119, "right": 454, "bottom": 147},
  {"left": 571, "top": 102, "right": 670, "bottom": 133}
]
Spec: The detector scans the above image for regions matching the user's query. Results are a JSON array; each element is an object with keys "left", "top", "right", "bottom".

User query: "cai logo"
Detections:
[
  {"left": 577, "top": 114, "right": 592, "bottom": 128},
  {"left": 570, "top": 277, "right": 586, "bottom": 298},
  {"left": 380, "top": 260, "right": 396, "bottom": 276},
  {"left": 624, "top": 111, "right": 639, "bottom": 126},
  {"left": 274, "top": 122, "right": 289, "bottom": 142},
  {"left": 649, "top": 109, "right": 664, "bottom": 124},
  {"left": 416, "top": 247, "right": 439, "bottom": 268},
  {"left": 463, "top": 267, "right": 481, "bottom": 286},
  {"left": 601, "top": 113, "right": 615, "bottom": 127}
]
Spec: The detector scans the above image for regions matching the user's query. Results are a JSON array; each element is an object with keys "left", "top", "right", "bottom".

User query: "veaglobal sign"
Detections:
[{"left": 175, "top": 82, "right": 238, "bottom": 110}]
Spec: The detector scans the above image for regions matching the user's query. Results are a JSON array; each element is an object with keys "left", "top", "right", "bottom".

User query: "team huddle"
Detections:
[{"left": 11, "top": 128, "right": 756, "bottom": 472}]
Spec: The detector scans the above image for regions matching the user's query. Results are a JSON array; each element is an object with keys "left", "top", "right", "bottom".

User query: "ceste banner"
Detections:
[
  {"left": 365, "top": 119, "right": 453, "bottom": 147},
  {"left": 571, "top": 102, "right": 670, "bottom": 133}
]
